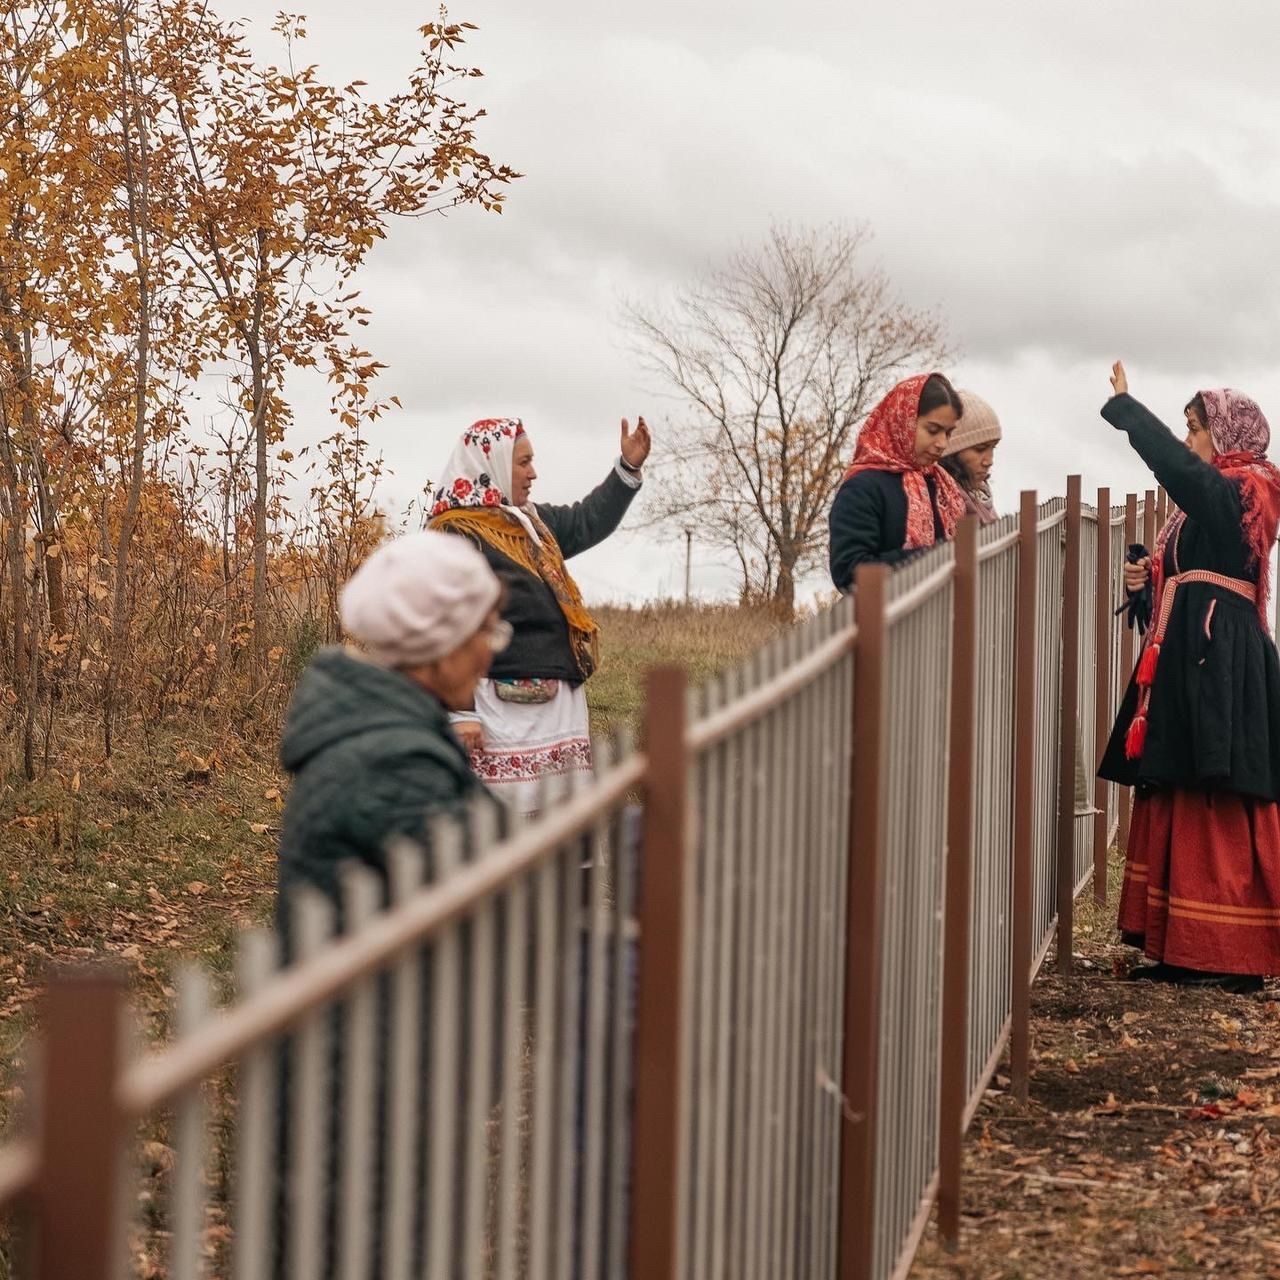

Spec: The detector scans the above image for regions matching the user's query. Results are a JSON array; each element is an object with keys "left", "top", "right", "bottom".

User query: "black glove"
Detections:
[{"left": 1114, "top": 543, "right": 1152, "bottom": 635}]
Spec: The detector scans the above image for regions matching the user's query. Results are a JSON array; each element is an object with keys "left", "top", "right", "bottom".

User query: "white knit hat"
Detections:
[
  {"left": 943, "top": 390, "right": 1003, "bottom": 456},
  {"left": 339, "top": 530, "right": 501, "bottom": 667}
]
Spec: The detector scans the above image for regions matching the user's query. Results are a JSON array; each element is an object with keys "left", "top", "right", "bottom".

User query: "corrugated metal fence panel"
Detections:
[
  {"left": 681, "top": 596, "right": 854, "bottom": 1280},
  {"left": 1, "top": 479, "right": 1139, "bottom": 1280},
  {"left": 873, "top": 549, "right": 953, "bottom": 1280},
  {"left": 1105, "top": 506, "right": 1129, "bottom": 839},
  {"left": 965, "top": 519, "right": 1018, "bottom": 1102},
  {"left": 1074, "top": 511, "right": 1100, "bottom": 890},
  {"left": 127, "top": 781, "right": 643, "bottom": 1280},
  {"left": 1032, "top": 503, "right": 1066, "bottom": 957}
]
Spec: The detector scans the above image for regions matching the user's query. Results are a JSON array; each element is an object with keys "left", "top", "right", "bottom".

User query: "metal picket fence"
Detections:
[
  {"left": 964, "top": 513, "right": 1019, "bottom": 1112},
  {"left": 0, "top": 481, "right": 1155, "bottom": 1280}
]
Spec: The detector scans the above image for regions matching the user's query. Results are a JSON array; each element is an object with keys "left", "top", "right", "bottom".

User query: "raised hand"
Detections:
[
  {"left": 1123, "top": 556, "right": 1150, "bottom": 594},
  {"left": 620, "top": 416, "right": 652, "bottom": 469},
  {"left": 1111, "top": 361, "right": 1129, "bottom": 397}
]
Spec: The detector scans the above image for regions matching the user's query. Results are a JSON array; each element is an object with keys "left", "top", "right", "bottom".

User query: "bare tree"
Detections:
[{"left": 627, "top": 224, "right": 951, "bottom": 614}]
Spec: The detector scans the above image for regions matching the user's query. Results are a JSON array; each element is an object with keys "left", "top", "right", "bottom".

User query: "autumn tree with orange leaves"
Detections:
[
  {"left": 0, "top": 1, "right": 125, "bottom": 772},
  {"left": 0, "top": 0, "right": 516, "bottom": 775},
  {"left": 148, "top": 1, "right": 516, "bottom": 673}
]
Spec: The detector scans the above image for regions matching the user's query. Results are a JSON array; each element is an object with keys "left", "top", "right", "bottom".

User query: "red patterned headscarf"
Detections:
[
  {"left": 1153, "top": 388, "right": 1280, "bottom": 625},
  {"left": 842, "top": 374, "right": 967, "bottom": 549}
]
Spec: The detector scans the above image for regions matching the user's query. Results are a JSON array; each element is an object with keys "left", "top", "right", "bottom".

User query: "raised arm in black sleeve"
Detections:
[
  {"left": 535, "top": 468, "right": 639, "bottom": 559},
  {"left": 828, "top": 473, "right": 916, "bottom": 592},
  {"left": 1101, "top": 394, "right": 1242, "bottom": 545}
]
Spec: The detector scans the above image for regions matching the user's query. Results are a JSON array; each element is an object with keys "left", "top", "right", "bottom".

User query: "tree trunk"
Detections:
[
  {"left": 250, "top": 346, "right": 269, "bottom": 682},
  {"left": 34, "top": 474, "right": 68, "bottom": 638},
  {"left": 103, "top": 0, "right": 154, "bottom": 757},
  {"left": 0, "top": 407, "right": 36, "bottom": 777},
  {"left": 773, "top": 554, "right": 797, "bottom": 620},
  {"left": 25, "top": 328, "right": 67, "bottom": 637},
  {"left": 0, "top": 430, "right": 28, "bottom": 699}
]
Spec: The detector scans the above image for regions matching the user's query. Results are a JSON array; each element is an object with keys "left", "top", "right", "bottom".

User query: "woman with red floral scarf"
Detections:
[
  {"left": 827, "top": 372, "right": 969, "bottom": 591},
  {"left": 1102, "top": 362, "right": 1280, "bottom": 992}
]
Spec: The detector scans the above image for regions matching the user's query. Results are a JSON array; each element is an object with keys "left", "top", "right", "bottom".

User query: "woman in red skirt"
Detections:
[{"left": 1101, "top": 362, "right": 1280, "bottom": 993}]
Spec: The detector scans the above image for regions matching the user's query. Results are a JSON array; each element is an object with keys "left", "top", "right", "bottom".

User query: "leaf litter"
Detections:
[{"left": 911, "top": 875, "right": 1280, "bottom": 1279}]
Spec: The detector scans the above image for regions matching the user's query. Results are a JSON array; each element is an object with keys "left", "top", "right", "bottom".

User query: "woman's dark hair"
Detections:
[
  {"left": 918, "top": 372, "right": 964, "bottom": 418},
  {"left": 1184, "top": 393, "right": 1208, "bottom": 427},
  {"left": 938, "top": 453, "right": 970, "bottom": 488}
]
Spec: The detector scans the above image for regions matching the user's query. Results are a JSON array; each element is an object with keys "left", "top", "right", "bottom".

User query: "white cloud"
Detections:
[{"left": 222, "top": 0, "right": 1280, "bottom": 601}]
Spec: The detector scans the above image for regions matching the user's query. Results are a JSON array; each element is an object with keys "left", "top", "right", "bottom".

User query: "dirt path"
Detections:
[{"left": 911, "top": 886, "right": 1280, "bottom": 1279}]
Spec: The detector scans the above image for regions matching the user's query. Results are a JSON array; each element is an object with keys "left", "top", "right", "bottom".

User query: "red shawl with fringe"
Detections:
[
  {"left": 1151, "top": 388, "right": 1280, "bottom": 628},
  {"left": 843, "top": 374, "right": 967, "bottom": 549}
]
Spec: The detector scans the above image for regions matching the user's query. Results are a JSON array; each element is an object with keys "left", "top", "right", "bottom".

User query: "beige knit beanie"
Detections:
[
  {"left": 339, "top": 530, "right": 500, "bottom": 668},
  {"left": 943, "top": 390, "right": 1003, "bottom": 456}
]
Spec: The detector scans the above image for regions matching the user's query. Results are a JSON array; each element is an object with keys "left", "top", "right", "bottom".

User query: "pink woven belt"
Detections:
[{"left": 1125, "top": 570, "right": 1256, "bottom": 760}]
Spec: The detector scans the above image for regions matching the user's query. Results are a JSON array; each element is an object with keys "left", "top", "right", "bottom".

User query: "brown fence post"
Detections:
[
  {"left": 1010, "top": 491, "right": 1038, "bottom": 1103},
  {"left": 1143, "top": 489, "right": 1157, "bottom": 554},
  {"left": 938, "top": 519, "right": 978, "bottom": 1247},
  {"left": 1056, "top": 477, "right": 1082, "bottom": 976},
  {"left": 1093, "top": 488, "right": 1112, "bottom": 905},
  {"left": 1118, "top": 494, "right": 1139, "bottom": 853},
  {"left": 838, "top": 562, "right": 888, "bottom": 1280},
  {"left": 630, "top": 665, "right": 690, "bottom": 1280},
  {"left": 36, "top": 969, "right": 128, "bottom": 1280}
]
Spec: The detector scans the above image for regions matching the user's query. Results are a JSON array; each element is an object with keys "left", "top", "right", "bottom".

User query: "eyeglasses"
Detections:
[{"left": 485, "top": 618, "right": 514, "bottom": 653}]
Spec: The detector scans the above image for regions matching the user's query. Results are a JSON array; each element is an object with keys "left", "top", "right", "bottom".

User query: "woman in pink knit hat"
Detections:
[{"left": 939, "top": 389, "right": 1002, "bottom": 524}]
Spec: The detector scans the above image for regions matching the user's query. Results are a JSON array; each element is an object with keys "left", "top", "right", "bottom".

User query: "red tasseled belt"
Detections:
[{"left": 1125, "top": 570, "right": 1257, "bottom": 760}]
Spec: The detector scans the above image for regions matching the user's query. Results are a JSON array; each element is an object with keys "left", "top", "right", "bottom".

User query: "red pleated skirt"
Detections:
[{"left": 1119, "top": 789, "right": 1280, "bottom": 976}]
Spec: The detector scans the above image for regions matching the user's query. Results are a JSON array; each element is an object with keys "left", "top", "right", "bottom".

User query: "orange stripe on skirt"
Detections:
[{"left": 1118, "top": 788, "right": 1280, "bottom": 975}]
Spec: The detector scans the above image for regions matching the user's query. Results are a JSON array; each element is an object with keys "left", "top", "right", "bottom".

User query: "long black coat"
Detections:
[
  {"left": 1098, "top": 394, "right": 1280, "bottom": 801},
  {"left": 827, "top": 469, "right": 945, "bottom": 592}
]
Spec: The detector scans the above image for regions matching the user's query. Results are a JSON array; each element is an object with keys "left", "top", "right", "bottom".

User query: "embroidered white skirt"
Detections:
[{"left": 469, "top": 679, "right": 593, "bottom": 816}]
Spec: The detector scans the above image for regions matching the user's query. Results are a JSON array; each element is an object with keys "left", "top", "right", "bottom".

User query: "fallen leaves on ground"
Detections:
[
  {"left": 0, "top": 730, "right": 280, "bottom": 1114},
  {"left": 911, "top": 875, "right": 1280, "bottom": 1280}
]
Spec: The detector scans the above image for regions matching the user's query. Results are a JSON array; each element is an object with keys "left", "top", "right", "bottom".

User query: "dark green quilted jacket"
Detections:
[
  {"left": 274, "top": 647, "right": 495, "bottom": 1277},
  {"left": 276, "top": 646, "right": 489, "bottom": 912}
]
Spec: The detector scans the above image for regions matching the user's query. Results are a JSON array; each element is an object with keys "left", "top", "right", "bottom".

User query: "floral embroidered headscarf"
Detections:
[
  {"left": 842, "top": 374, "right": 967, "bottom": 549},
  {"left": 430, "top": 418, "right": 541, "bottom": 543},
  {"left": 428, "top": 418, "right": 600, "bottom": 678}
]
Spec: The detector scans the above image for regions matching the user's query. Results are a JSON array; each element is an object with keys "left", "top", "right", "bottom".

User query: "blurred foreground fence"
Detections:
[{"left": 0, "top": 481, "right": 1156, "bottom": 1280}]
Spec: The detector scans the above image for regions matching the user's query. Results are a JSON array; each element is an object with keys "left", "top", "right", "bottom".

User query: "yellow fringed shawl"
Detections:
[{"left": 430, "top": 506, "right": 600, "bottom": 678}]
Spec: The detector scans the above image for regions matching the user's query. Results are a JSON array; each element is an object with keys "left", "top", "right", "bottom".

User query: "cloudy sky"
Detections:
[{"left": 230, "top": 0, "right": 1280, "bottom": 602}]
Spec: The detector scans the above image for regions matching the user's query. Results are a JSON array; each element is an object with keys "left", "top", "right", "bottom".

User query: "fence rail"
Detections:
[{"left": 0, "top": 480, "right": 1152, "bottom": 1280}]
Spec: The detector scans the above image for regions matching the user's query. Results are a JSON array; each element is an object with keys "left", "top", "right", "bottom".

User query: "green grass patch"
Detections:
[{"left": 589, "top": 601, "right": 783, "bottom": 734}]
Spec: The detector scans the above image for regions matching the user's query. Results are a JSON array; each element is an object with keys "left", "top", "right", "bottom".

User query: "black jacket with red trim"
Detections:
[{"left": 1099, "top": 394, "right": 1280, "bottom": 801}]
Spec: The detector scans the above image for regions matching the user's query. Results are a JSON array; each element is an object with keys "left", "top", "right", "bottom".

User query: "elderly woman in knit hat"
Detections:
[
  {"left": 939, "top": 389, "right": 1003, "bottom": 524},
  {"left": 277, "top": 529, "right": 510, "bottom": 905},
  {"left": 273, "top": 530, "right": 511, "bottom": 1278}
]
